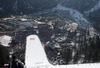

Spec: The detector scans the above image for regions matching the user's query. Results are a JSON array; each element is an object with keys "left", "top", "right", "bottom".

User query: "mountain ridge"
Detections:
[{"left": 0, "top": 0, "right": 100, "bottom": 30}]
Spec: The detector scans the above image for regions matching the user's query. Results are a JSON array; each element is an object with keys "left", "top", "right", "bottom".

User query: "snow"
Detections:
[
  {"left": 13, "top": 0, "right": 18, "bottom": 10},
  {"left": 25, "top": 35, "right": 51, "bottom": 67},
  {"left": 3, "top": 17, "right": 15, "bottom": 20},
  {"left": 70, "top": 42, "right": 75, "bottom": 46},
  {"left": 55, "top": 3, "right": 90, "bottom": 28},
  {"left": 27, "top": 3, "right": 34, "bottom": 9},
  {"left": 20, "top": 22, "right": 33, "bottom": 27},
  {"left": 89, "top": 27, "right": 95, "bottom": 37},
  {"left": 34, "top": 20, "right": 45, "bottom": 24},
  {"left": 21, "top": 18, "right": 27, "bottom": 21},
  {"left": 25, "top": 35, "right": 100, "bottom": 68},
  {"left": 86, "top": 0, "right": 100, "bottom": 13}
]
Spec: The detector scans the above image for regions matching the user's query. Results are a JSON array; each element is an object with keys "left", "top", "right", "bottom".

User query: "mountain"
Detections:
[
  {"left": 61, "top": 0, "right": 99, "bottom": 13},
  {"left": 0, "top": 0, "right": 100, "bottom": 31},
  {"left": 0, "top": 0, "right": 100, "bottom": 16},
  {"left": 0, "top": 0, "right": 57, "bottom": 16}
]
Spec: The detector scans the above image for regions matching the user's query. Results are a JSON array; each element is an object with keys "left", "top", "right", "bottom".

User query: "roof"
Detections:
[{"left": 0, "top": 35, "right": 12, "bottom": 46}]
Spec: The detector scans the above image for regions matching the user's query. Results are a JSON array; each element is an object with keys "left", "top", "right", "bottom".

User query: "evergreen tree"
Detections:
[{"left": 61, "top": 48, "right": 72, "bottom": 64}]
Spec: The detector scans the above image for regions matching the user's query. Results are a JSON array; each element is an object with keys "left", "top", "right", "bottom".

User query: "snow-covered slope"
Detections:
[
  {"left": 0, "top": 0, "right": 100, "bottom": 18},
  {"left": 85, "top": 0, "right": 100, "bottom": 13},
  {"left": 25, "top": 35, "right": 100, "bottom": 68},
  {"left": 54, "top": 3, "right": 90, "bottom": 28},
  {"left": 13, "top": 0, "right": 18, "bottom": 11},
  {"left": 61, "top": 0, "right": 99, "bottom": 13}
]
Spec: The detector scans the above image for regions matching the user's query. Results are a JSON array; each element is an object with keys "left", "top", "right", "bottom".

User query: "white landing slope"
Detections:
[{"left": 25, "top": 35, "right": 100, "bottom": 68}]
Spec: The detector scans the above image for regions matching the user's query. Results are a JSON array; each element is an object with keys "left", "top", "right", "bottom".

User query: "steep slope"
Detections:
[
  {"left": 0, "top": 0, "right": 57, "bottom": 16},
  {"left": 0, "top": 0, "right": 100, "bottom": 32},
  {"left": 61, "top": 0, "right": 99, "bottom": 13},
  {"left": 0, "top": 0, "right": 100, "bottom": 16},
  {"left": 55, "top": 3, "right": 90, "bottom": 28},
  {"left": 85, "top": 0, "right": 100, "bottom": 13}
]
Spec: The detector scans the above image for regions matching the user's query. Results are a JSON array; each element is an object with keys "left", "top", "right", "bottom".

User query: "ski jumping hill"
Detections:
[{"left": 25, "top": 35, "right": 100, "bottom": 68}]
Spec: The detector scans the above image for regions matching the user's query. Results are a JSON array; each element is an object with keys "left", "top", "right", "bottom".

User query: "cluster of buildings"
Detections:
[{"left": 0, "top": 16, "right": 100, "bottom": 65}]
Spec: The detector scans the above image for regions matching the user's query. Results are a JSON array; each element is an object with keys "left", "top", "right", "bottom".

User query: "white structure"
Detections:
[
  {"left": 89, "top": 27, "right": 95, "bottom": 37},
  {"left": 25, "top": 35, "right": 50, "bottom": 67},
  {"left": 3, "top": 17, "right": 15, "bottom": 20},
  {"left": 34, "top": 20, "right": 46, "bottom": 24},
  {"left": 68, "top": 23, "right": 78, "bottom": 32},
  {"left": 71, "top": 23, "right": 78, "bottom": 30},
  {"left": 25, "top": 35, "right": 100, "bottom": 68},
  {"left": 21, "top": 18, "right": 28, "bottom": 21},
  {"left": 0, "top": 35, "right": 11, "bottom": 46}
]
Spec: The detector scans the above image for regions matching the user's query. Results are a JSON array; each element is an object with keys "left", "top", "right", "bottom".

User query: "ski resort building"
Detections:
[{"left": 0, "top": 35, "right": 12, "bottom": 47}]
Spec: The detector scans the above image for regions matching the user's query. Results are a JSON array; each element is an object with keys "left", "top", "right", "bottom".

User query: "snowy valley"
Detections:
[{"left": 0, "top": 0, "right": 100, "bottom": 66}]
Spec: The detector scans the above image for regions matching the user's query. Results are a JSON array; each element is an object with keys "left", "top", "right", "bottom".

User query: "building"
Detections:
[{"left": 0, "top": 35, "right": 12, "bottom": 47}]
